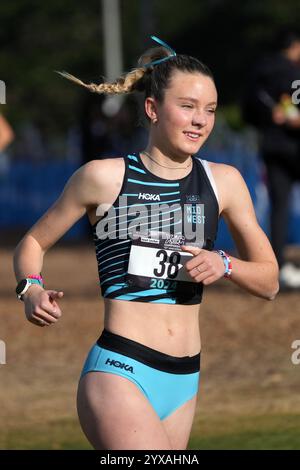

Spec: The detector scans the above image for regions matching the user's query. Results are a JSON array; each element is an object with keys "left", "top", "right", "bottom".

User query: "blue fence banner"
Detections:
[{"left": 1, "top": 154, "right": 300, "bottom": 248}]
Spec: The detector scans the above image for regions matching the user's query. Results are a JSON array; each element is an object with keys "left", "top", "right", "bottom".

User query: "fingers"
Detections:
[
  {"left": 25, "top": 289, "right": 64, "bottom": 328},
  {"left": 38, "top": 290, "right": 63, "bottom": 317},
  {"left": 30, "top": 315, "right": 51, "bottom": 327},
  {"left": 30, "top": 291, "right": 63, "bottom": 326},
  {"left": 181, "top": 245, "right": 204, "bottom": 271},
  {"left": 182, "top": 247, "right": 219, "bottom": 284},
  {"left": 186, "top": 263, "right": 211, "bottom": 283},
  {"left": 181, "top": 245, "right": 202, "bottom": 256},
  {"left": 193, "top": 270, "right": 217, "bottom": 285},
  {"left": 35, "top": 302, "right": 61, "bottom": 320},
  {"left": 48, "top": 290, "right": 64, "bottom": 300},
  {"left": 182, "top": 247, "right": 225, "bottom": 285},
  {"left": 34, "top": 308, "right": 61, "bottom": 324}
]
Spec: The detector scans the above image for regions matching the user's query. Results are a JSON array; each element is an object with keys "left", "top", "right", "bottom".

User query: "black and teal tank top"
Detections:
[{"left": 92, "top": 152, "right": 220, "bottom": 305}]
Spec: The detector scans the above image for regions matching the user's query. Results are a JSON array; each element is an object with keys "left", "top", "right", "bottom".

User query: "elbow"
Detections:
[
  {"left": 13, "top": 234, "right": 45, "bottom": 261},
  {"left": 265, "top": 280, "right": 280, "bottom": 301},
  {"left": 263, "top": 262, "right": 280, "bottom": 301}
]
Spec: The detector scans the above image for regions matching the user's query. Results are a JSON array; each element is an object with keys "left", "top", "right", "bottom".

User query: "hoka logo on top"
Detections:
[
  {"left": 105, "top": 358, "right": 134, "bottom": 373},
  {"left": 186, "top": 194, "right": 201, "bottom": 203},
  {"left": 138, "top": 192, "right": 160, "bottom": 201}
]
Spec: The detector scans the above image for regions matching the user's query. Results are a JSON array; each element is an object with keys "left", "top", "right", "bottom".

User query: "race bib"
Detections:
[{"left": 126, "top": 231, "right": 204, "bottom": 291}]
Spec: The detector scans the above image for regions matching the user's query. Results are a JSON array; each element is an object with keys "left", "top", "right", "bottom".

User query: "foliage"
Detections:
[{"left": 1, "top": 0, "right": 300, "bottom": 133}]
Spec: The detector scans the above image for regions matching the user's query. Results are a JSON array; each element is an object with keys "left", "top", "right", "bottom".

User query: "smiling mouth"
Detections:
[{"left": 183, "top": 131, "right": 203, "bottom": 141}]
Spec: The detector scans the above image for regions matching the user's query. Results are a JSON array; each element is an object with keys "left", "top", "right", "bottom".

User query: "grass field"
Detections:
[
  {"left": 1, "top": 242, "right": 300, "bottom": 450},
  {"left": 1, "top": 413, "right": 300, "bottom": 450}
]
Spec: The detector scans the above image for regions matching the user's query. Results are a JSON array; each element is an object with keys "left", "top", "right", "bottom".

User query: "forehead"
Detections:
[{"left": 165, "top": 70, "right": 217, "bottom": 102}]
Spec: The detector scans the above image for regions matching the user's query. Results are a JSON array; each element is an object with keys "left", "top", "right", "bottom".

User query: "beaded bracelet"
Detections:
[
  {"left": 214, "top": 250, "right": 232, "bottom": 279},
  {"left": 27, "top": 274, "right": 45, "bottom": 287}
]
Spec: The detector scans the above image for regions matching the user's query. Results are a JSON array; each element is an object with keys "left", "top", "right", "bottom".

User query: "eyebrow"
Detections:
[{"left": 177, "top": 97, "right": 217, "bottom": 105}]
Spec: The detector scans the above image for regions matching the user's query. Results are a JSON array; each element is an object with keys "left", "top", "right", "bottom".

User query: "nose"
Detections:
[{"left": 192, "top": 109, "right": 207, "bottom": 127}]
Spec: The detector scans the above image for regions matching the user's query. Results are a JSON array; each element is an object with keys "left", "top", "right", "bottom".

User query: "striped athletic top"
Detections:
[{"left": 92, "top": 152, "right": 220, "bottom": 305}]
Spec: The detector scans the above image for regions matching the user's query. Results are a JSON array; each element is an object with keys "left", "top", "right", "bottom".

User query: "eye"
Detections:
[
  {"left": 181, "top": 104, "right": 193, "bottom": 108},
  {"left": 207, "top": 108, "right": 216, "bottom": 114}
]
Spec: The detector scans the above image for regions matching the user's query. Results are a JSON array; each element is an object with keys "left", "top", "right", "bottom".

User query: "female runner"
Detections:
[{"left": 14, "top": 37, "right": 279, "bottom": 450}]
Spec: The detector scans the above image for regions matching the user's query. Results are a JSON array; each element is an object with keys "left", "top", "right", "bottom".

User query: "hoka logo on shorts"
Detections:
[
  {"left": 105, "top": 358, "right": 134, "bottom": 373},
  {"left": 138, "top": 192, "right": 160, "bottom": 201}
]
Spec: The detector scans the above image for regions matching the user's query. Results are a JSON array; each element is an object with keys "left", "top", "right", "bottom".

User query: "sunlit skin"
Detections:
[
  {"left": 142, "top": 70, "right": 223, "bottom": 282},
  {"left": 13, "top": 60, "right": 279, "bottom": 451},
  {"left": 144, "top": 70, "right": 218, "bottom": 164}
]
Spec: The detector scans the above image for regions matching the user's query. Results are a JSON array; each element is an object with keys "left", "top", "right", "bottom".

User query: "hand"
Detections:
[
  {"left": 272, "top": 105, "right": 286, "bottom": 125},
  {"left": 23, "top": 285, "right": 64, "bottom": 327},
  {"left": 181, "top": 245, "right": 225, "bottom": 285}
]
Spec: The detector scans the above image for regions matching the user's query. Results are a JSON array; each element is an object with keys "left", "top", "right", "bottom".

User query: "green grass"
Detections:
[
  {"left": 1, "top": 413, "right": 300, "bottom": 450},
  {"left": 189, "top": 413, "right": 300, "bottom": 450},
  {"left": 1, "top": 418, "right": 93, "bottom": 450}
]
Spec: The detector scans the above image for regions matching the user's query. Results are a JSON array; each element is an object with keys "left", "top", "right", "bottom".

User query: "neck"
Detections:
[
  {"left": 140, "top": 146, "right": 193, "bottom": 180},
  {"left": 144, "top": 144, "right": 192, "bottom": 165}
]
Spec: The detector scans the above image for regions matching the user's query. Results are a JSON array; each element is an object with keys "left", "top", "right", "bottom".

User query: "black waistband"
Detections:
[{"left": 97, "top": 328, "right": 201, "bottom": 374}]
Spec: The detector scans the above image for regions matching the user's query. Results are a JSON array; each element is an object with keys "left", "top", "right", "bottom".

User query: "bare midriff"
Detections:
[
  {"left": 86, "top": 158, "right": 204, "bottom": 359},
  {"left": 103, "top": 298, "right": 201, "bottom": 357}
]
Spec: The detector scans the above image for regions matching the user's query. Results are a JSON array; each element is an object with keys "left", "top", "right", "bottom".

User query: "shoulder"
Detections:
[
  {"left": 207, "top": 161, "right": 242, "bottom": 181},
  {"left": 77, "top": 157, "right": 124, "bottom": 179},
  {"left": 64, "top": 157, "right": 125, "bottom": 206},
  {"left": 197, "top": 158, "right": 243, "bottom": 185},
  {"left": 201, "top": 161, "right": 247, "bottom": 215},
  {"left": 199, "top": 160, "right": 244, "bottom": 188},
  {"left": 70, "top": 157, "right": 125, "bottom": 188}
]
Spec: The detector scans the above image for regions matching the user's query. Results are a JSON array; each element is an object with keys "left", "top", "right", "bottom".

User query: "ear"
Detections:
[{"left": 144, "top": 97, "right": 158, "bottom": 123}]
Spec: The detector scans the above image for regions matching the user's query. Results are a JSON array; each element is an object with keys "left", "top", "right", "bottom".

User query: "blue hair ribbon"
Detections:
[{"left": 142, "top": 35, "right": 177, "bottom": 68}]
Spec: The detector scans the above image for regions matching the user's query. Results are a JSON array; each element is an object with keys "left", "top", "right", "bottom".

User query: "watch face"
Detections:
[{"left": 16, "top": 279, "right": 28, "bottom": 295}]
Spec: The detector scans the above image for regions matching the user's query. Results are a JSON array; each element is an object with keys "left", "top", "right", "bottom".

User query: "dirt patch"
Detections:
[{"left": 1, "top": 244, "right": 300, "bottom": 441}]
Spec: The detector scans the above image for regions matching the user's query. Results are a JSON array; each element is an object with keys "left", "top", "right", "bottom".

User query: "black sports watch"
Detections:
[{"left": 15, "top": 278, "right": 43, "bottom": 301}]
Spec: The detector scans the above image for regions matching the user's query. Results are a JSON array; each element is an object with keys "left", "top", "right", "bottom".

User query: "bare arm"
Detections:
[
  {"left": 0, "top": 114, "right": 15, "bottom": 151},
  {"left": 13, "top": 159, "right": 105, "bottom": 325},
  {"left": 219, "top": 165, "right": 279, "bottom": 299},
  {"left": 183, "top": 164, "right": 279, "bottom": 300}
]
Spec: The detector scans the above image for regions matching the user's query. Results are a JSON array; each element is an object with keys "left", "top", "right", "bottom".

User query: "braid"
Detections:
[
  {"left": 57, "top": 44, "right": 214, "bottom": 102},
  {"left": 56, "top": 68, "right": 147, "bottom": 95}
]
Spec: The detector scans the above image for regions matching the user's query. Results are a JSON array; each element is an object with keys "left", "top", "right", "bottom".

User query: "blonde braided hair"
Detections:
[
  {"left": 55, "top": 46, "right": 171, "bottom": 95},
  {"left": 55, "top": 68, "right": 146, "bottom": 95}
]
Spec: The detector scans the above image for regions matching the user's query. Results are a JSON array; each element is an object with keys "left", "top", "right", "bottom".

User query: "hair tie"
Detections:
[{"left": 142, "top": 35, "right": 177, "bottom": 68}]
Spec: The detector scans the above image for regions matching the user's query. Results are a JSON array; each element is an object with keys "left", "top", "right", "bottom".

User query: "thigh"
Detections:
[
  {"left": 161, "top": 393, "right": 198, "bottom": 450},
  {"left": 77, "top": 371, "right": 173, "bottom": 450}
]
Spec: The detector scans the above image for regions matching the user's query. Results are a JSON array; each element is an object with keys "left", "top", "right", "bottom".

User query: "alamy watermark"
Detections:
[
  {"left": 291, "top": 80, "right": 300, "bottom": 105},
  {"left": 94, "top": 196, "right": 205, "bottom": 244},
  {"left": 0, "top": 80, "right": 6, "bottom": 104},
  {"left": 291, "top": 340, "right": 300, "bottom": 365},
  {"left": 0, "top": 340, "right": 6, "bottom": 365}
]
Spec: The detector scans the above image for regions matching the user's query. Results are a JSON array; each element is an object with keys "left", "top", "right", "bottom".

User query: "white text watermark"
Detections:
[
  {"left": 0, "top": 80, "right": 6, "bottom": 104},
  {"left": 291, "top": 80, "right": 300, "bottom": 105},
  {"left": 94, "top": 197, "right": 205, "bottom": 243},
  {"left": 291, "top": 340, "right": 300, "bottom": 365},
  {"left": 0, "top": 340, "right": 6, "bottom": 365}
]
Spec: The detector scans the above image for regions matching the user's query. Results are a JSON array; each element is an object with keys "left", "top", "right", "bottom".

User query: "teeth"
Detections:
[{"left": 186, "top": 133, "right": 199, "bottom": 138}]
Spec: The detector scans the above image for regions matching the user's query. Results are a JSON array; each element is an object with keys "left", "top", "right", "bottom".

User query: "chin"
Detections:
[
  {"left": 182, "top": 137, "right": 207, "bottom": 154},
  {"left": 178, "top": 143, "right": 203, "bottom": 157}
]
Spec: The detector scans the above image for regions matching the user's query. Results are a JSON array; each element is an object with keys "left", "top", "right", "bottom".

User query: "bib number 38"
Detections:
[{"left": 154, "top": 249, "right": 181, "bottom": 279}]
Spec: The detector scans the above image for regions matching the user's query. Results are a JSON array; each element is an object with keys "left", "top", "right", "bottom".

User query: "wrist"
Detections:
[
  {"left": 22, "top": 284, "right": 44, "bottom": 301},
  {"left": 214, "top": 249, "right": 232, "bottom": 279},
  {"left": 16, "top": 274, "right": 45, "bottom": 301}
]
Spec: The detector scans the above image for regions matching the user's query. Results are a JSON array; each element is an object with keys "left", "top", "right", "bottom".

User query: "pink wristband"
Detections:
[{"left": 27, "top": 274, "right": 44, "bottom": 287}]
